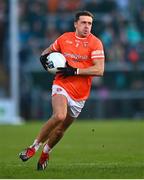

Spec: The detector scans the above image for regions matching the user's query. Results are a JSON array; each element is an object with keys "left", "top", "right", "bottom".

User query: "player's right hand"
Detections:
[{"left": 40, "top": 53, "right": 49, "bottom": 71}]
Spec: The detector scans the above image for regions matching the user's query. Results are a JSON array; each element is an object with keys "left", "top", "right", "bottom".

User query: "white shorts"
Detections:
[{"left": 52, "top": 85, "right": 85, "bottom": 118}]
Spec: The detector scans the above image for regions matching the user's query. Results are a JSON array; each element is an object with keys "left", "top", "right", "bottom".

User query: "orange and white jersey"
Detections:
[{"left": 51, "top": 32, "right": 105, "bottom": 101}]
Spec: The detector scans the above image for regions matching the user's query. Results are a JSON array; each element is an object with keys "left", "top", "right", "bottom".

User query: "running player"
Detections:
[{"left": 19, "top": 10, "right": 105, "bottom": 170}]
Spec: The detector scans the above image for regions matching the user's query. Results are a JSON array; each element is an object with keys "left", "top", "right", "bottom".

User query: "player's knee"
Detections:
[{"left": 53, "top": 112, "right": 66, "bottom": 123}]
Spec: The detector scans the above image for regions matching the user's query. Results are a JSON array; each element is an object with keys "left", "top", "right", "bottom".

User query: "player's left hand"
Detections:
[{"left": 57, "top": 63, "right": 78, "bottom": 77}]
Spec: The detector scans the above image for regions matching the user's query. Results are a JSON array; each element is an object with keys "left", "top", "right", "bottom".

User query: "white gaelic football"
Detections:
[{"left": 46, "top": 52, "right": 66, "bottom": 74}]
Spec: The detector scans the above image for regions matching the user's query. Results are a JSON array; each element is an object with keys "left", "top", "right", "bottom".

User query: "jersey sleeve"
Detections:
[
  {"left": 51, "top": 39, "right": 60, "bottom": 51},
  {"left": 91, "top": 39, "right": 105, "bottom": 61},
  {"left": 51, "top": 34, "right": 65, "bottom": 52}
]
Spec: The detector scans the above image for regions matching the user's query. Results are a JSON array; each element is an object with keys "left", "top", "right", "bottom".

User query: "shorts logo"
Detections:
[{"left": 56, "top": 88, "right": 62, "bottom": 92}]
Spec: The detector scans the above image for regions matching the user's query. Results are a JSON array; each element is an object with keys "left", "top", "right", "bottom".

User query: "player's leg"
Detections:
[
  {"left": 36, "top": 94, "right": 68, "bottom": 143},
  {"left": 37, "top": 113, "right": 74, "bottom": 170},
  {"left": 37, "top": 94, "right": 85, "bottom": 170},
  {"left": 48, "top": 113, "right": 74, "bottom": 147},
  {"left": 19, "top": 94, "right": 68, "bottom": 162}
]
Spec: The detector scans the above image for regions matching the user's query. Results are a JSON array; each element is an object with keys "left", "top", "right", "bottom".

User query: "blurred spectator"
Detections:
[
  {"left": 100, "top": 23, "right": 115, "bottom": 47},
  {"left": 45, "top": 26, "right": 60, "bottom": 44},
  {"left": 19, "top": 22, "right": 31, "bottom": 44},
  {"left": 135, "top": 7, "right": 144, "bottom": 36},
  {"left": 98, "top": 0, "right": 118, "bottom": 13},
  {"left": 131, "top": 79, "right": 144, "bottom": 90},
  {"left": 84, "top": 0, "right": 100, "bottom": 13},
  {"left": 125, "top": 21, "right": 142, "bottom": 45},
  {"left": 58, "top": 0, "right": 83, "bottom": 12},
  {"left": 47, "top": 0, "right": 59, "bottom": 13},
  {"left": 137, "top": 42, "right": 144, "bottom": 62},
  {"left": 116, "top": 0, "right": 129, "bottom": 12},
  {"left": 107, "top": 41, "right": 125, "bottom": 63},
  {"left": 127, "top": 46, "right": 140, "bottom": 64},
  {"left": 115, "top": 73, "right": 127, "bottom": 90},
  {"left": 84, "top": 0, "right": 117, "bottom": 13},
  {"left": 31, "top": 20, "right": 45, "bottom": 39}
]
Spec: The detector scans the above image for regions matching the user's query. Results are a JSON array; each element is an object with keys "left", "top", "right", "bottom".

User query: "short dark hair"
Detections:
[{"left": 74, "top": 11, "right": 94, "bottom": 22}]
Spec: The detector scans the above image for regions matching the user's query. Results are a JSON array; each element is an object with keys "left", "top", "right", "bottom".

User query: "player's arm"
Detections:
[
  {"left": 78, "top": 59, "right": 104, "bottom": 76},
  {"left": 41, "top": 38, "right": 61, "bottom": 56},
  {"left": 40, "top": 38, "right": 61, "bottom": 71},
  {"left": 79, "top": 42, "right": 105, "bottom": 76},
  {"left": 57, "top": 48, "right": 105, "bottom": 77},
  {"left": 57, "top": 59, "right": 104, "bottom": 77},
  {"left": 41, "top": 45, "right": 53, "bottom": 56},
  {"left": 40, "top": 45, "right": 54, "bottom": 71},
  {"left": 40, "top": 37, "right": 62, "bottom": 71}
]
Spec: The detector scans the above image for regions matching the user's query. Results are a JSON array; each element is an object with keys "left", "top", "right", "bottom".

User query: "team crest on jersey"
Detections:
[{"left": 83, "top": 42, "right": 88, "bottom": 48}]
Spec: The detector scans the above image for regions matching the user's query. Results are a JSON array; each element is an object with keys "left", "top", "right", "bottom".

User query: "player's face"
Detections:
[{"left": 74, "top": 16, "right": 93, "bottom": 38}]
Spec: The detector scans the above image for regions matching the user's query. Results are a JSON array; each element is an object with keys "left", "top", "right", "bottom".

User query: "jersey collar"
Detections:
[{"left": 75, "top": 33, "right": 91, "bottom": 40}]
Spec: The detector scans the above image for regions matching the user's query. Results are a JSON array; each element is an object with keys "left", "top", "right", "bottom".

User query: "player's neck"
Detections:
[{"left": 75, "top": 32, "right": 90, "bottom": 39}]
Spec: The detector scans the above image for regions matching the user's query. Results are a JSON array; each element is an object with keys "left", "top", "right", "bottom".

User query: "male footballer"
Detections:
[{"left": 19, "top": 10, "right": 105, "bottom": 170}]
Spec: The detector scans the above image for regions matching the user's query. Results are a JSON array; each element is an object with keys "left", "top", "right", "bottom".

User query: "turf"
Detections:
[{"left": 0, "top": 120, "right": 144, "bottom": 179}]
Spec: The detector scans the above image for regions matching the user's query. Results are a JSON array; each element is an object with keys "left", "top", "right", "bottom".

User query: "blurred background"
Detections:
[{"left": 0, "top": 0, "right": 144, "bottom": 123}]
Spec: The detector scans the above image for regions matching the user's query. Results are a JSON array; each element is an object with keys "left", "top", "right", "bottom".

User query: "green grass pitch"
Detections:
[{"left": 0, "top": 120, "right": 144, "bottom": 179}]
